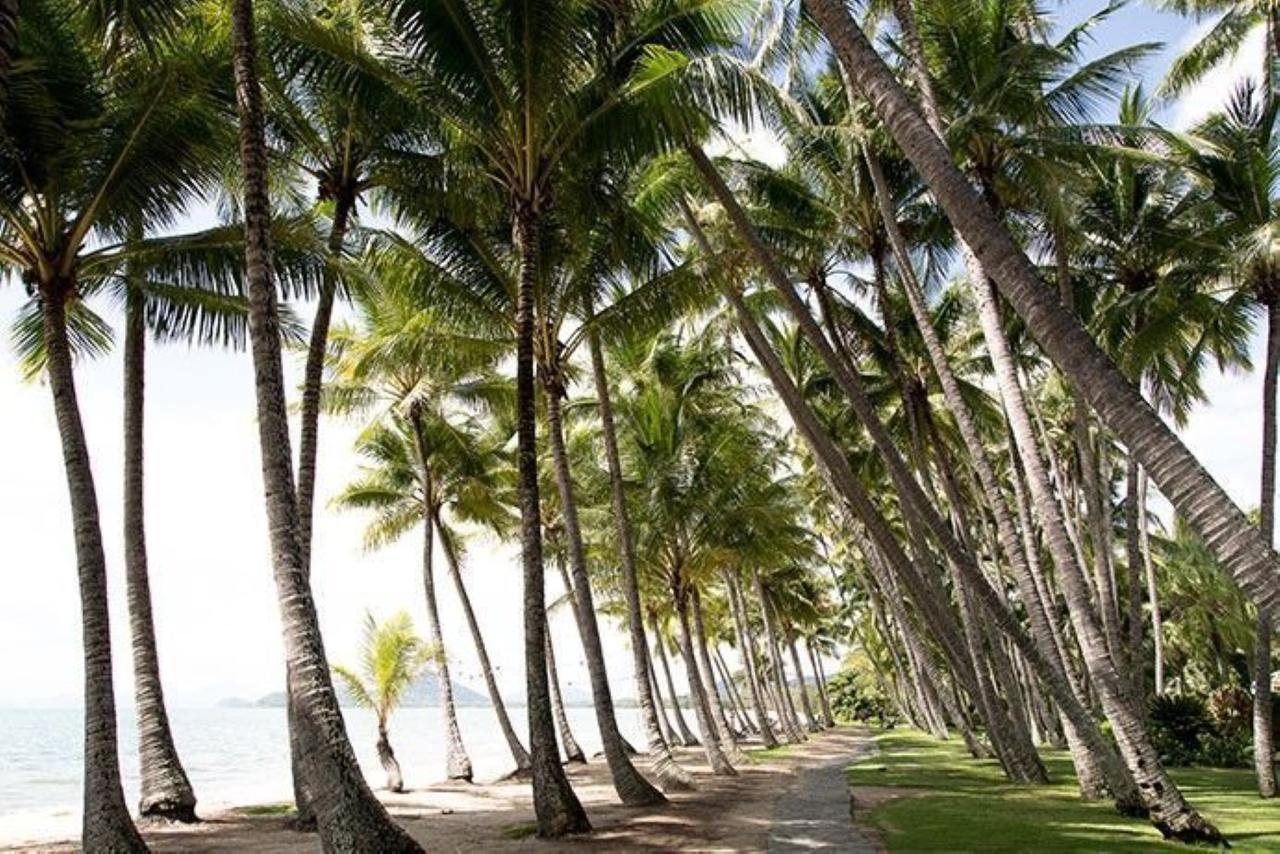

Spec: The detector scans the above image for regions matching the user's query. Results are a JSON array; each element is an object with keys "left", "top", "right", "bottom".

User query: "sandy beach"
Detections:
[{"left": 6, "top": 729, "right": 873, "bottom": 852}]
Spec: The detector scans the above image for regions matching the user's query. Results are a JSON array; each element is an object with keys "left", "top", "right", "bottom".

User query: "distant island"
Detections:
[{"left": 219, "top": 672, "right": 491, "bottom": 709}]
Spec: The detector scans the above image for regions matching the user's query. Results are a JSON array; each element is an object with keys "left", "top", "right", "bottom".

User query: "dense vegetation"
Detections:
[{"left": 3, "top": 0, "right": 1279, "bottom": 850}]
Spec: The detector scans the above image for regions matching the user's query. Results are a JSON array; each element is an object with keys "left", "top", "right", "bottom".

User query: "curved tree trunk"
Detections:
[
  {"left": 715, "top": 647, "right": 755, "bottom": 734},
  {"left": 585, "top": 325, "right": 692, "bottom": 790},
  {"left": 1139, "top": 470, "right": 1164, "bottom": 696},
  {"left": 544, "top": 621, "right": 587, "bottom": 764},
  {"left": 230, "top": 5, "right": 421, "bottom": 847},
  {"left": 807, "top": 640, "right": 836, "bottom": 728},
  {"left": 753, "top": 573, "right": 806, "bottom": 743},
  {"left": 690, "top": 588, "right": 742, "bottom": 752},
  {"left": 1256, "top": 299, "right": 1279, "bottom": 798},
  {"left": 1125, "top": 459, "right": 1146, "bottom": 699},
  {"left": 510, "top": 204, "right": 590, "bottom": 837},
  {"left": 124, "top": 285, "right": 198, "bottom": 823},
  {"left": 377, "top": 722, "right": 404, "bottom": 794},
  {"left": 412, "top": 468, "right": 472, "bottom": 781},
  {"left": 435, "top": 515, "right": 531, "bottom": 773},
  {"left": 289, "top": 187, "right": 354, "bottom": 829},
  {"left": 542, "top": 387, "right": 665, "bottom": 806},
  {"left": 42, "top": 290, "right": 148, "bottom": 853},
  {"left": 809, "top": 0, "right": 1280, "bottom": 644},
  {"left": 863, "top": 147, "right": 1111, "bottom": 798},
  {"left": 714, "top": 247, "right": 1146, "bottom": 818},
  {"left": 652, "top": 621, "right": 700, "bottom": 746},
  {"left": 786, "top": 633, "right": 820, "bottom": 733},
  {"left": 673, "top": 592, "right": 736, "bottom": 775},
  {"left": 725, "top": 572, "right": 779, "bottom": 747},
  {"left": 647, "top": 650, "right": 677, "bottom": 746}
]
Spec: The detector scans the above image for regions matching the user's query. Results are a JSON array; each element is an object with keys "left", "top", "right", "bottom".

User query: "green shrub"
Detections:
[
  {"left": 1199, "top": 729, "right": 1251, "bottom": 768},
  {"left": 1148, "top": 694, "right": 1211, "bottom": 766}
]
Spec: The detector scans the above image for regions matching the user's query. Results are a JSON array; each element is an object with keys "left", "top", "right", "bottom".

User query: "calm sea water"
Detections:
[{"left": 0, "top": 705, "right": 648, "bottom": 845}]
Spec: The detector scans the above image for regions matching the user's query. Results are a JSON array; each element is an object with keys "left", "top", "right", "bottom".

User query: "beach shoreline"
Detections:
[{"left": 5, "top": 728, "right": 869, "bottom": 852}]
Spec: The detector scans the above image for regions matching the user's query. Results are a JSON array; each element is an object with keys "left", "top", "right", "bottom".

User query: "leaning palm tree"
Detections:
[
  {"left": 333, "top": 611, "right": 435, "bottom": 793},
  {"left": 228, "top": 0, "right": 421, "bottom": 848}
]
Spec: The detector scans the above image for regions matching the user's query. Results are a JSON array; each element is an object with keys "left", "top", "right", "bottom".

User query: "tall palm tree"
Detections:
[
  {"left": 387, "top": 0, "right": 750, "bottom": 827},
  {"left": 802, "top": 0, "right": 1280, "bottom": 649},
  {"left": 0, "top": 6, "right": 249, "bottom": 846},
  {"left": 333, "top": 611, "right": 435, "bottom": 793},
  {"left": 229, "top": 0, "right": 420, "bottom": 848},
  {"left": 1160, "top": 82, "right": 1280, "bottom": 795}
]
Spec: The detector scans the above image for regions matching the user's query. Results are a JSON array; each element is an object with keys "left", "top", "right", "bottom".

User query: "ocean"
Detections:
[{"left": 0, "top": 704, "right": 650, "bottom": 846}]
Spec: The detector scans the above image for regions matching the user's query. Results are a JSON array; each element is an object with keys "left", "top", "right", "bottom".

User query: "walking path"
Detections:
[{"left": 769, "top": 729, "right": 878, "bottom": 853}]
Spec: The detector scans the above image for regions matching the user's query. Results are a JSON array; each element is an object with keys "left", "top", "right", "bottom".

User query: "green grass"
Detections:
[
  {"left": 233, "top": 802, "right": 296, "bottom": 817},
  {"left": 848, "top": 729, "right": 1280, "bottom": 852}
]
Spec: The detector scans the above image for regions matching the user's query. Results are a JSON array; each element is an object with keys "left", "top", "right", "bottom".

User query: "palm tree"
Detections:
[
  {"left": 0, "top": 6, "right": 251, "bottom": 846},
  {"left": 387, "top": 0, "right": 749, "bottom": 827},
  {"left": 803, "top": 0, "right": 1280, "bottom": 650},
  {"left": 333, "top": 611, "right": 435, "bottom": 793},
  {"left": 1160, "top": 82, "right": 1280, "bottom": 795},
  {"left": 1160, "top": 0, "right": 1280, "bottom": 100},
  {"left": 229, "top": 0, "right": 420, "bottom": 848}
]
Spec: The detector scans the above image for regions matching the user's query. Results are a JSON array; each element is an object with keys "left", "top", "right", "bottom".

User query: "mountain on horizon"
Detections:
[{"left": 228, "top": 672, "right": 491, "bottom": 709}]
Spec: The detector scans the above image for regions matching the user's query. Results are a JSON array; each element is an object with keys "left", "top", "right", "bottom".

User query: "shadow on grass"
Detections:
[{"left": 848, "top": 729, "right": 1280, "bottom": 852}]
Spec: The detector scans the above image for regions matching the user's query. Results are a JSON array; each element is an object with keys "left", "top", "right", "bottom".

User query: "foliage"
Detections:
[
  {"left": 826, "top": 652, "right": 892, "bottom": 724},
  {"left": 1148, "top": 694, "right": 1214, "bottom": 767},
  {"left": 331, "top": 611, "right": 435, "bottom": 729}
]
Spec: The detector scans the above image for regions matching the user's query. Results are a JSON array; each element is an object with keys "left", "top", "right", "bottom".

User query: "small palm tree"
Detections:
[{"left": 333, "top": 612, "right": 436, "bottom": 793}]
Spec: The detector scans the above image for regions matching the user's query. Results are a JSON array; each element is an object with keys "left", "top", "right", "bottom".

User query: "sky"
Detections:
[{"left": 0, "top": 3, "right": 1271, "bottom": 709}]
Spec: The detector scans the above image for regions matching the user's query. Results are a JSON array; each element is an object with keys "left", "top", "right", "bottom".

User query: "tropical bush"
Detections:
[
  {"left": 827, "top": 658, "right": 892, "bottom": 725},
  {"left": 1149, "top": 694, "right": 1213, "bottom": 767}
]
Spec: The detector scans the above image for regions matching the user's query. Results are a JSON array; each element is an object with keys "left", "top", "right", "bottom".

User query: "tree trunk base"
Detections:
[{"left": 138, "top": 799, "right": 199, "bottom": 825}]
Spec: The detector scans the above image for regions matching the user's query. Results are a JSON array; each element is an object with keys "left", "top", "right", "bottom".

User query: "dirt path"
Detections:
[
  {"left": 768, "top": 731, "right": 877, "bottom": 852},
  {"left": 11, "top": 729, "right": 872, "bottom": 853}
]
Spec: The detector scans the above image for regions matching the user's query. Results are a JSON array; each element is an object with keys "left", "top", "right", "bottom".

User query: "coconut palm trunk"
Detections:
[
  {"left": 805, "top": 0, "right": 1280, "bottom": 640},
  {"left": 725, "top": 571, "right": 778, "bottom": 746},
  {"left": 541, "top": 386, "right": 665, "bottom": 806},
  {"left": 652, "top": 620, "right": 700, "bottom": 746},
  {"left": 786, "top": 633, "right": 820, "bottom": 732},
  {"left": 714, "top": 249, "right": 1144, "bottom": 813},
  {"left": 376, "top": 720, "right": 404, "bottom": 794},
  {"left": 1139, "top": 470, "right": 1165, "bottom": 696},
  {"left": 1256, "top": 298, "right": 1279, "bottom": 798},
  {"left": 690, "top": 588, "right": 743, "bottom": 752},
  {"left": 862, "top": 148, "right": 1116, "bottom": 799},
  {"left": 288, "top": 189, "right": 355, "bottom": 828},
  {"left": 511, "top": 203, "right": 590, "bottom": 836},
  {"left": 41, "top": 289, "right": 148, "bottom": 853},
  {"left": 543, "top": 620, "right": 587, "bottom": 764},
  {"left": 672, "top": 589, "right": 736, "bottom": 775},
  {"left": 1125, "top": 460, "right": 1146, "bottom": 698},
  {"left": 807, "top": 640, "right": 836, "bottom": 728},
  {"left": 715, "top": 647, "right": 755, "bottom": 733},
  {"left": 585, "top": 324, "right": 692, "bottom": 790},
  {"left": 434, "top": 515, "right": 531, "bottom": 773},
  {"left": 646, "top": 645, "right": 679, "bottom": 746},
  {"left": 752, "top": 572, "right": 805, "bottom": 743},
  {"left": 230, "top": 3, "right": 421, "bottom": 848},
  {"left": 123, "top": 284, "right": 198, "bottom": 823},
  {"left": 411, "top": 461, "right": 472, "bottom": 781}
]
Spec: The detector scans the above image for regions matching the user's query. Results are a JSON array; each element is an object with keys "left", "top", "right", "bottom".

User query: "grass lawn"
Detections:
[{"left": 847, "top": 729, "right": 1280, "bottom": 851}]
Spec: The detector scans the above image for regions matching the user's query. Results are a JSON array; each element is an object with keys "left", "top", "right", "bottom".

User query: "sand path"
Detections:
[{"left": 12, "top": 728, "right": 873, "bottom": 853}]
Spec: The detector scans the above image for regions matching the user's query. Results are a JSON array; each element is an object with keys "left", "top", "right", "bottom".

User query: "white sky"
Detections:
[{"left": 0, "top": 5, "right": 1270, "bottom": 708}]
